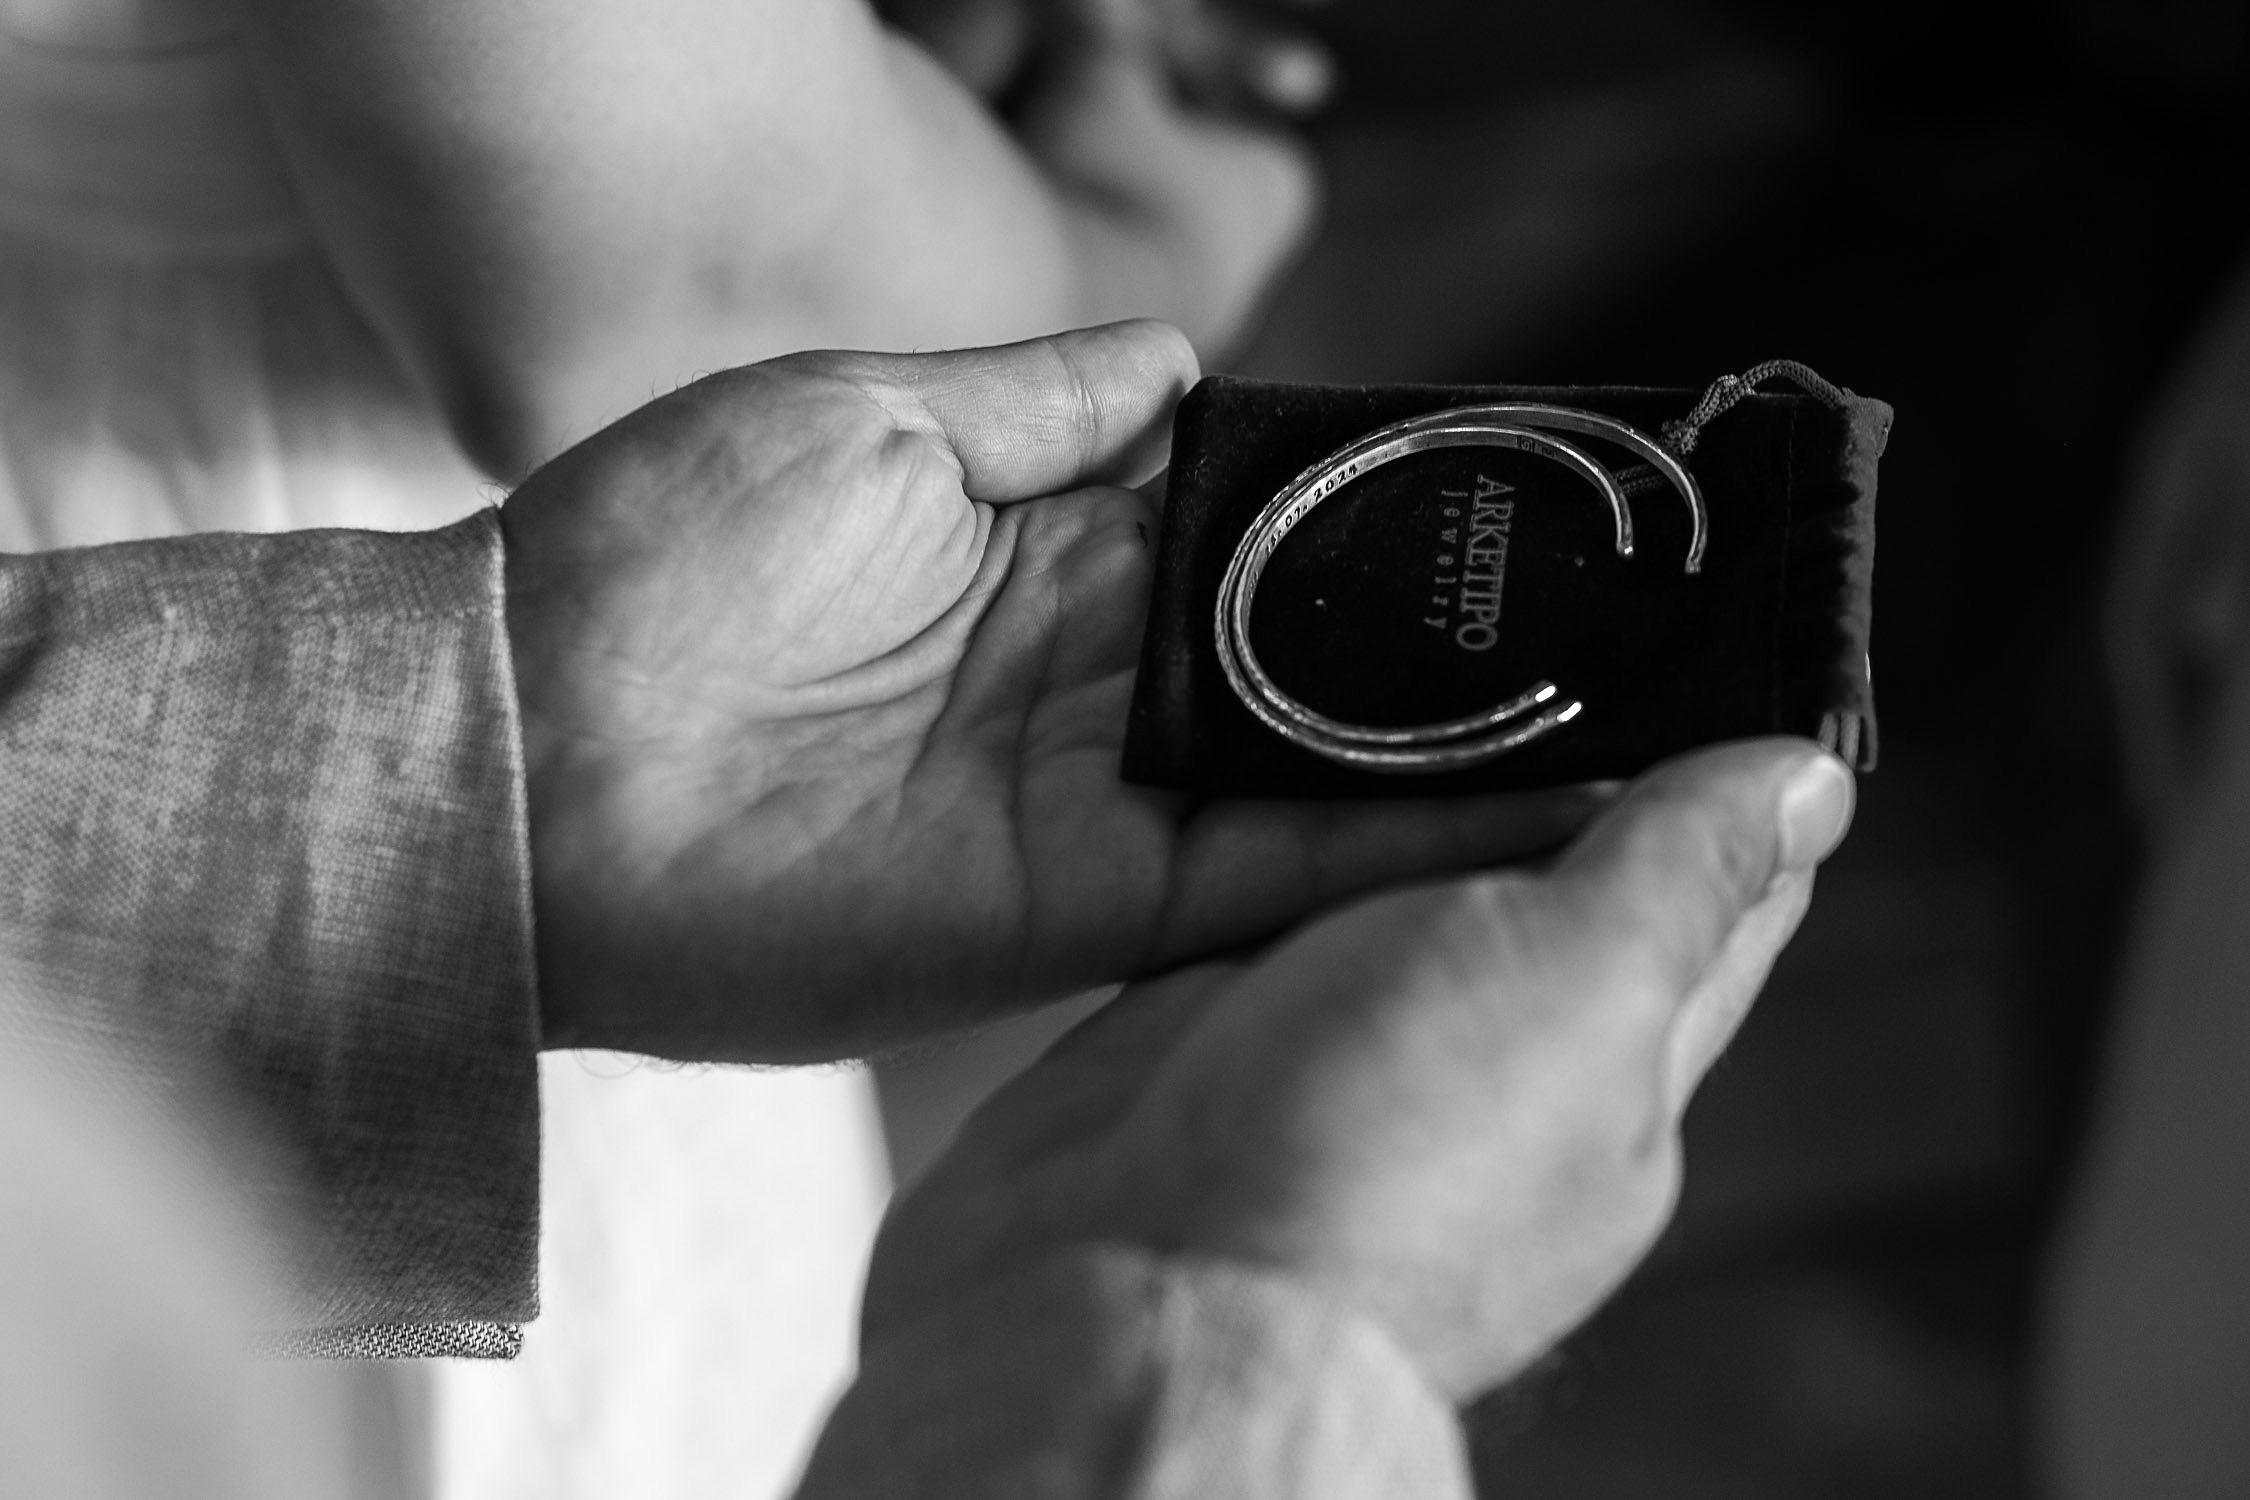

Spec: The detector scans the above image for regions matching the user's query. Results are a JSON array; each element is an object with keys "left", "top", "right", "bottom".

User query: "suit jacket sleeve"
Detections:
[{"left": 0, "top": 510, "right": 540, "bottom": 1358}]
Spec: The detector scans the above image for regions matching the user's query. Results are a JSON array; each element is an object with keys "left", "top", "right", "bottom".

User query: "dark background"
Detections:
[{"left": 1231, "top": 2, "right": 2250, "bottom": 1492}]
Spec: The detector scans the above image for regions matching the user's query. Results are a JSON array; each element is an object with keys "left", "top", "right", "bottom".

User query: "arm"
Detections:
[
  {"left": 0, "top": 514, "right": 541, "bottom": 1355},
  {"left": 238, "top": 0, "right": 1314, "bottom": 476}
]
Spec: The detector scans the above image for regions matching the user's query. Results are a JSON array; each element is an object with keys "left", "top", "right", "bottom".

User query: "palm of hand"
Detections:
[
  {"left": 863, "top": 742, "right": 1833, "bottom": 1402},
  {"left": 503, "top": 356, "right": 1144, "bottom": 1058},
  {"left": 507, "top": 350, "right": 1585, "bottom": 1062},
  {"left": 862, "top": 901, "right": 1684, "bottom": 1403}
]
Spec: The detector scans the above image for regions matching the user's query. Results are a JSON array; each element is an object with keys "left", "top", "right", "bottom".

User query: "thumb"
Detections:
[
  {"left": 1555, "top": 739, "right": 1853, "bottom": 992},
  {"left": 1553, "top": 739, "right": 1854, "bottom": 1100},
  {"left": 854, "top": 321, "right": 1200, "bottom": 500}
]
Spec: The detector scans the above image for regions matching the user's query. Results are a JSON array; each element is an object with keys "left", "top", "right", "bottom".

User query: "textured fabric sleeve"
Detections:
[
  {"left": 0, "top": 511, "right": 540, "bottom": 1358},
  {"left": 794, "top": 1245, "right": 1474, "bottom": 1500}
]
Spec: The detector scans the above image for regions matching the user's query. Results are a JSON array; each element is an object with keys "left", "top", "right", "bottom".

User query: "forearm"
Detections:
[{"left": 240, "top": 0, "right": 1158, "bottom": 477}]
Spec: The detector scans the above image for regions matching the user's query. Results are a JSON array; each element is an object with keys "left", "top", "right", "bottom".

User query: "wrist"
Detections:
[{"left": 814, "top": 1241, "right": 1473, "bottom": 1500}]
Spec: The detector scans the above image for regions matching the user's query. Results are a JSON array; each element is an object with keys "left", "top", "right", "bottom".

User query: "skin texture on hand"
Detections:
[
  {"left": 861, "top": 738, "right": 1855, "bottom": 1400},
  {"left": 501, "top": 322, "right": 1609, "bottom": 1064}
]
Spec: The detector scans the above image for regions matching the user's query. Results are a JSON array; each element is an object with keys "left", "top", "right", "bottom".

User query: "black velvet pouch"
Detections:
[{"left": 1121, "top": 375, "right": 1888, "bottom": 796}]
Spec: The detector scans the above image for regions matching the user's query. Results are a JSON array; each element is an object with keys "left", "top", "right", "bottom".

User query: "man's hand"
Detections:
[
  {"left": 862, "top": 739, "right": 1855, "bottom": 1399},
  {"left": 502, "top": 322, "right": 1606, "bottom": 1063}
]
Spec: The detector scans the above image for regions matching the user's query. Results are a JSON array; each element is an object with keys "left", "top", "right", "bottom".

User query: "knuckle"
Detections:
[
  {"left": 1684, "top": 806, "right": 1770, "bottom": 922},
  {"left": 1606, "top": 796, "right": 1770, "bottom": 978},
  {"left": 1639, "top": 777, "right": 1769, "bottom": 903},
  {"left": 1043, "top": 337, "right": 1107, "bottom": 479},
  {"left": 1123, "top": 320, "right": 1199, "bottom": 394},
  {"left": 1445, "top": 872, "right": 1657, "bottom": 1036}
]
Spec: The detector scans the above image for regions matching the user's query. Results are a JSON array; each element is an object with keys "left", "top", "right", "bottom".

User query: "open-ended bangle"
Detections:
[{"left": 1213, "top": 403, "right": 1710, "bottom": 773}]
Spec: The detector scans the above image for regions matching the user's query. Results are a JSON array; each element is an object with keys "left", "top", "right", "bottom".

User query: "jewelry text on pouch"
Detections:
[{"left": 1426, "top": 474, "right": 1515, "bottom": 651}]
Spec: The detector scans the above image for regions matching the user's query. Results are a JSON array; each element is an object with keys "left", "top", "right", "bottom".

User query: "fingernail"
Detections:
[{"left": 1776, "top": 753, "right": 1854, "bottom": 872}]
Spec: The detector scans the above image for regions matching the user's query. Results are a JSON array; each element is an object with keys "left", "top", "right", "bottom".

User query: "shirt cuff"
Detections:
[
  {"left": 796, "top": 1244, "right": 1474, "bottom": 1500},
  {"left": 0, "top": 511, "right": 542, "bottom": 1349}
]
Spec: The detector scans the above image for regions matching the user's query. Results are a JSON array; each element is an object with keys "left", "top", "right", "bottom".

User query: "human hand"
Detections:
[
  {"left": 501, "top": 322, "right": 1608, "bottom": 1064},
  {"left": 862, "top": 739, "right": 1855, "bottom": 1399}
]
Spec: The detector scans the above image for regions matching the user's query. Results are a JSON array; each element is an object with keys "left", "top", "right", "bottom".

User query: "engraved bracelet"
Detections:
[{"left": 1214, "top": 404, "right": 1707, "bottom": 773}]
